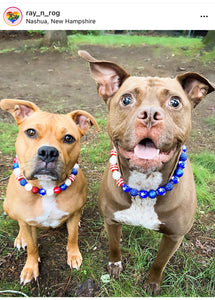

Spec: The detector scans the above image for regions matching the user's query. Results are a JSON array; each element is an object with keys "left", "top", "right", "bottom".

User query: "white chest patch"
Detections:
[
  {"left": 113, "top": 171, "right": 163, "bottom": 231},
  {"left": 26, "top": 180, "right": 69, "bottom": 228}
]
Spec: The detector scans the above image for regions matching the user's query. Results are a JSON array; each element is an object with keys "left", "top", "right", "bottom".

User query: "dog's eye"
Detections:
[
  {"left": 121, "top": 94, "right": 133, "bottom": 106},
  {"left": 63, "top": 134, "right": 76, "bottom": 144},
  {"left": 169, "top": 97, "right": 181, "bottom": 109},
  {"left": 25, "top": 128, "right": 37, "bottom": 138}
]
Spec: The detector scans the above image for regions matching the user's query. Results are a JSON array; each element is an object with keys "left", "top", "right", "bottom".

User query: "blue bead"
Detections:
[
  {"left": 38, "top": 189, "right": 46, "bottom": 196},
  {"left": 139, "top": 190, "right": 148, "bottom": 198},
  {"left": 157, "top": 187, "right": 166, "bottom": 196},
  {"left": 72, "top": 168, "right": 78, "bottom": 175},
  {"left": 182, "top": 145, "right": 187, "bottom": 152},
  {"left": 148, "top": 190, "right": 157, "bottom": 199},
  {"left": 20, "top": 178, "right": 27, "bottom": 186},
  {"left": 122, "top": 184, "right": 131, "bottom": 193},
  {"left": 171, "top": 175, "right": 179, "bottom": 184},
  {"left": 130, "top": 188, "right": 138, "bottom": 197},
  {"left": 175, "top": 168, "right": 184, "bottom": 177},
  {"left": 13, "top": 163, "right": 19, "bottom": 169},
  {"left": 178, "top": 161, "right": 186, "bottom": 169},
  {"left": 180, "top": 152, "right": 188, "bottom": 161},
  {"left": 60, "top": 183, "right": 67, "bottom": 191},
  {"left": 164, "top": 182, "right": 174, "bottom": 191}
]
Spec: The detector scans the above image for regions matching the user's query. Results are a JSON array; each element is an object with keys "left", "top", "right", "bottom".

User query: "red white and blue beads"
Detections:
[
  {"left": 12, "top": 157, "right": 79, "bottom": 196},
  {"left": 109, "top": 146, "right": 188, "bottom": 199}
]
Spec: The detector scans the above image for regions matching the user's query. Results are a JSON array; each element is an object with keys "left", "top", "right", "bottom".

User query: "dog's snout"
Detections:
[
  {"left": 37, "top": 146, "right": 59, "bottom": 163},
  {"left": 137, "top": 107, "right": 163, "bottom": 127}
]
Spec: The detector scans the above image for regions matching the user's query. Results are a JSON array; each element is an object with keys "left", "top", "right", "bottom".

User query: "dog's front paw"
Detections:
[
  {"left": 107, "top": 261, "right": 123, "bottom": 278},
  {"left": 144, "top": 281, "right": 161, "bottom": 296},
  {"left": 20, "top": 259, "right": 39, "bottom": 285},
  {"left": 67, "top": 249, "right": 82, "bottom": 270}
]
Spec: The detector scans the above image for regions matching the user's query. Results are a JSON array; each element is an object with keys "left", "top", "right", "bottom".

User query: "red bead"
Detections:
[
  {"left": 32, "top": 186, "right": 39, "bottom": 194},
  {"left": 13, "top": 157, "right": 18, "bottom": 163},
  {"left": 110, "top": 164, "right": 118, "bottom": 172},
  {"left": 54, "top": 187, "right": 61, "bottom": 194},
  {"left": 69, "top": 175, "right": 76, "bottom": 182},
  {"left": 111, "top": 149, "right": 117, "bottom": 156},
  {"left": 16, "top": 175, "right": 24, "bottom": 181},
  {"left": 116, "top": 178, "right": 124, "bottom": 187}
]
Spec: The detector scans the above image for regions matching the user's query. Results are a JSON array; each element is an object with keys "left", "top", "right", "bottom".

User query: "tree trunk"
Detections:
[
  {"left": 202, "top": 31, "right": 215, "bottom": 50},
  {"left": 43, "top": 30, "right": 68, "bottom": 47}
]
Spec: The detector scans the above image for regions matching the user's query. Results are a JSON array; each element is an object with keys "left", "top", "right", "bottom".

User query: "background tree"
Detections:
[
  {"left": 203, "top": 30, "right": 215, "bottom": 50},
  {"left": 43, "top": 30, "right": 68, "bottom": 47}
]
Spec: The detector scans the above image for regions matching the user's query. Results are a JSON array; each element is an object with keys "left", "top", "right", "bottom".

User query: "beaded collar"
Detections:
[
  {"left": 12, "top": 157, "right": 79, "bottom": 196},
  {"left": 109, "top": 145, "right": 188, "bottom": 199}
]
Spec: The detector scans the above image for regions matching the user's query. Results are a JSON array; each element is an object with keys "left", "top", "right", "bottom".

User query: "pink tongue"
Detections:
[{"left": 134, "top": 141, "right": 158, "bottom": 160}]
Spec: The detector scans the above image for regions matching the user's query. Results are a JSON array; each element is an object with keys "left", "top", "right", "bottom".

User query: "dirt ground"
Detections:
[{"left": 0, "top": 37, "right": 215, "bottom": 296}]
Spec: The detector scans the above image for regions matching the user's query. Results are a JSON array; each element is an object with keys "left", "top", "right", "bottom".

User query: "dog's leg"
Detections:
[
  {"left": 66, "top": 210, "right": 82, "bottom": 270},
  {"left": 145, "top": 234, "right": 183, "bottom": 296},
  {"left": 105, "top": 220, "right": 123, "bottom": 278},
  {"left": 18, "top": 221, "right": 39, "bottom": 285}
]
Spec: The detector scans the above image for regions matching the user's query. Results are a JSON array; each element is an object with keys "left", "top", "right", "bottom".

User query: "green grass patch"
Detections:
[
  {"left": 190, "top": 152, "right": 215, "bottom": 213},
  {"left": 0, "top": 121, "right": 18, "bottom": 156},
  {"left": 81, "top": 118, "right": 109, "bottom": 165},
  {"left": 69, "top": 33, "right": 201, "bottom": 48},
  {"left": 69, "top": 34, "right": 203, "bottom": 57}
]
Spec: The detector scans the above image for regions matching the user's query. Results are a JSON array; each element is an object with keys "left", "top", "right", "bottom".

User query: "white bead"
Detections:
[
  {"left": 109, "top": 156, "right": 117, "bottom": 165},
  {"left": 112, "top": 171, "right": 121, "bottom": 180},
  {"left": 24, "top": 183, "right": 32, "bottom": 191},
  {"left": 74, "top": 163, "right": 79, "bottom": 169},
  {"left": 47, "top": 189, "right": 54, "bottom": 196},
  {"left": 13, "top": 168, "right": 21, "bottom": 176},
  {"left": 65, "top": 179, "right": 72, "bottom": 186}
]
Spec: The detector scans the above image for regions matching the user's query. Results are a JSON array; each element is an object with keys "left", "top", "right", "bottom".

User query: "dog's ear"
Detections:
[
  {"left": 177, "top": 72, "right": 215, "bottom": 108},
  {"left": 78, "top": 50, "right": 130, "bottom": 102},
  {"left": 69, "top": 110, "right": 100, "bottom": 136},
  {"left": 0, "top": 99, "right": 39, "bottom": 124}
]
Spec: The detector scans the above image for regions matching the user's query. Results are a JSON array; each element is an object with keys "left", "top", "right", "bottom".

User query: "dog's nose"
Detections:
[
  {"left": 37, "top": 146, "right": 59, "bottom": 163},
  {"left": 137, "top": 106, "right": 163, "bottom": 127}
]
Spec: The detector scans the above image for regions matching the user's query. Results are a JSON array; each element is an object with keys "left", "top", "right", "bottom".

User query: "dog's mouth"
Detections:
[
  {"left": 133, "top": 138, "right": 160, "bottom": 160},
  {"left": 29, "top": 162, "right": 60, "bottom": 181},
  {"left": 33, "top": 170, "right": 59, "bottom": 181},
  {"left": 118, "top": 138, "right": 176, "bottom": 171}
]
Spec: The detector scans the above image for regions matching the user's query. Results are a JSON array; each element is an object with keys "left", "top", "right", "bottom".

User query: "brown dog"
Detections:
[
  {"left": 0, "top": 99, "right": 99, "bottom": 285},
  {"left": 79, "top": 50, "right": 214, "bottom": 295}
]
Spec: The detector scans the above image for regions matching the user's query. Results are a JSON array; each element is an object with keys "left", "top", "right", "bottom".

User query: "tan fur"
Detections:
[{"left": 0, "top": 99, "right": 99, "bottom": 284}]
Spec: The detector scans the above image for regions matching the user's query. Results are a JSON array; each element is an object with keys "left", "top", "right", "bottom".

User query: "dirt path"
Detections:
[{"left": 0, "top": 43, "right": 215, "bottom": 150}]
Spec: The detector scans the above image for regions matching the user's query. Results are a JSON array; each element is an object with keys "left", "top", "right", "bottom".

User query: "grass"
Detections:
[
  {"left": 2, "top": 32, "right": 214, "bottom": 62},
  {"left": 70, "top": 33, "right": 202, "bottom": 48},
  {"left": 0, "top": 117, "right": 214, "bottom": 296},
  {"left": 0, "top": 122, "right": 18, "bottom": 156},
  {"left": 70, "top": 32, "right": 215, "bottom": 63},
  {"left": 68, "top": 33, "right": 215, "bottom": 63},
  {"left": 69, "top": 33, "right": 204, "bottom": 57},
  {"left": 190, "top": 152, "right": 215, "bottom": 214}
]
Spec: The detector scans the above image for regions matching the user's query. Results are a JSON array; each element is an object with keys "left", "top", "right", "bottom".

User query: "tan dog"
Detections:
[
  {"left": 79, "top": 50, "right": 215, "bottom": 295},
  {"left": 0, "top": 99, "right": 99, "bottom": 285}
]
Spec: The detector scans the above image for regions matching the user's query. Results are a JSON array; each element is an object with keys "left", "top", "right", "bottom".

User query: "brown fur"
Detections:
[{"left": 79, "top": 50, "right": 214, "bottom": 295}]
